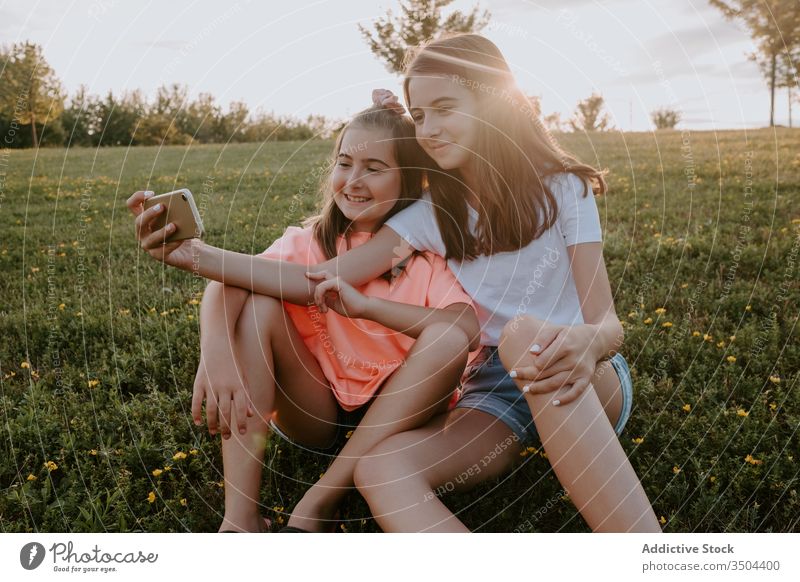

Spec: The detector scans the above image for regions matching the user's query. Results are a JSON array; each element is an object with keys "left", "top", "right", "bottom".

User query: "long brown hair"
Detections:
[
  {"left": 302, "top": 105, "right": 429, "bottom": 280},
  {"left": 402, "top": 33, "right": 608, "bottom": 261}
]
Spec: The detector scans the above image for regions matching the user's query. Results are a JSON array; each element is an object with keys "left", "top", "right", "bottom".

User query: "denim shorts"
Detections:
[{"left": 454, "top": 346, "right": 634, "bottom": 447}]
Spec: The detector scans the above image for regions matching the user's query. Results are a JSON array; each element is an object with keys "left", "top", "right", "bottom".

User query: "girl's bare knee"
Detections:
[{"left": 354, "top": 441, "right": 420, "bottom": 496}]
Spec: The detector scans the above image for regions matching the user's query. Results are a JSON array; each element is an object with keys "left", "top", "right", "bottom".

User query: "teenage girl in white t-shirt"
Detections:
[{"left": 130, "top": 33, "right": 660, "bottom": 532}]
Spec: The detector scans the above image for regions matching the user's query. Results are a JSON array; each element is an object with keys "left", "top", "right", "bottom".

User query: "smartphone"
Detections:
[{"left": 142, "top": 188, "right": 205, "bottom": 243}]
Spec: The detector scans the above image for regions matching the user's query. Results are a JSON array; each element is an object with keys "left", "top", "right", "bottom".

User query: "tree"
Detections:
[
  {"left": 94, "top": 90, "right": 146, "bottom": 146},
  {"left": 359, "top": 0, "right": 490, "bottom": 75},
  {"left": 569, "top": 93, "right": 612, "bottom": 132},
  {"left": 543, "top": 112, "right": 564, "bottom": 132},
  {"left": 709, "top": 0, "right": 800, "bottom": 127},
  {"left": 776, "top": 45, "right": 799, "bottom": 127},
  {"left": 0, "top": 41, "right": 64, "bottom": 148},
  {"left": 651, "top": 107, "right": 682, "bottom": 130}
]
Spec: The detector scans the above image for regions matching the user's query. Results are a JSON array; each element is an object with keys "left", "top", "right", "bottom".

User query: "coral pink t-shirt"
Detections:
[{"left": 259, "top": 226, "right": 480, "bottom": 411}]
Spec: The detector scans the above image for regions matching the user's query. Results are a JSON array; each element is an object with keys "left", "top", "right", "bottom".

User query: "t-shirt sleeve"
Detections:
[
  {"left": 383, "top": 191, "right": 446, "bottom": 255},
  {"left": 423, "top": 253, "right": 474, "bottom": 310},
  {"left": 552, "top": 173, "right": 603, "bottom": 246}
]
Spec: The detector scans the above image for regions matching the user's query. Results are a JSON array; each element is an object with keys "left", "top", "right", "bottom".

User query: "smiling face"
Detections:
[
  {"left": 331, "top": 126, "right": 403, "bottom": 232},
  {"left": 407, "top": 75, "right": 481, "bottom": 173}
]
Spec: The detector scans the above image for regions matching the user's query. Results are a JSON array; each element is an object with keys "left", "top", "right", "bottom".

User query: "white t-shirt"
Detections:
[{"left": 384, "top": 172, "right": 603, "bottom": 346}]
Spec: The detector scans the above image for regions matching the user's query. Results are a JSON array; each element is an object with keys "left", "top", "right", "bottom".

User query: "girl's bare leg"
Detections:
[
  {"left": 286, "top": 322, "right": 470, "bottom": 532},
  {"left": 353, "top": 407, "right": 522, "bottom": 532},
  {"left": 351, "top": 323, "right": 638, "bottom": 532},
  {"left": 218, "top": 293, "right": 339, "bottom": 532},
  {"left": 497, "top": 315, "right": 661, "bottom": 532}
]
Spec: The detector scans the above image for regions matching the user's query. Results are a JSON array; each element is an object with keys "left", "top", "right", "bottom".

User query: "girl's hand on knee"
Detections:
[
  {"left": 511, "top": 324, "right": 597, "bottom": 406},
  {"left": 192, "top": 354, "right": 253, "bottom": 438}
]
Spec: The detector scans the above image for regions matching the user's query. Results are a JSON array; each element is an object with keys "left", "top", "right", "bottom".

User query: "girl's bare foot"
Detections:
[{"left": 218, "top": 514, "right": 271, "bottom": 533}]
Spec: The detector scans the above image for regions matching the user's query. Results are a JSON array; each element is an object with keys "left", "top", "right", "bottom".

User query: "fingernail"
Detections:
[
  {"left": 509, "top": 370, "right": 517, "bottom": 378},
  {"left": 522, "top": 384, "right": 531, "bottom": 393},
  {"left": 552, "top": 399, "right": 560, "bottom": 406},
  {"left": 530, "top": 343, "right": 542, "bottom": 353},
  {"left": 154, "top": 203, "right": 162, "bottom": 211},
  {"left": 144, "top": 191, "right": 154, "bottom": 198}
]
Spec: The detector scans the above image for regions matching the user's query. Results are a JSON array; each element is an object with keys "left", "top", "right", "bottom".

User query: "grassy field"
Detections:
[{"left": 1, "top": 129, "right": 798, "bottom": 533}]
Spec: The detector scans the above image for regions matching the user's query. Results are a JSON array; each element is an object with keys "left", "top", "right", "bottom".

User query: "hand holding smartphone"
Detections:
[{"left": 142, "top": 188, "right": 205, "bottom": 243}]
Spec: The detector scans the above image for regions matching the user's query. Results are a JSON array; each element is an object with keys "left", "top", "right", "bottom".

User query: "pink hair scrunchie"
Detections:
[{"left": 372, "top": 89, "right": 406, "bottom": 115}]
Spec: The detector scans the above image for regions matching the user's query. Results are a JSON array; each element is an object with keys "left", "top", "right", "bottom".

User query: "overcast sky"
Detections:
[{"left": 1, "top": 0, "right": 787, "bottom": 131}]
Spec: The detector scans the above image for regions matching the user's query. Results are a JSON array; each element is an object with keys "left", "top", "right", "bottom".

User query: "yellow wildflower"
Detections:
[
  {"left": 644, "top": 317, "right": 653, "bottom": 325},
  {"left": 717, "top": 340, "right": 726, "bottom": 348},
  {"left": 87, "top": 379, "right": 99, "bottom": 388},
  {"left": 692, "top": 331, "right": 701, "bottom": 337},
  {"left": 745, "top": 305, "right": 752, "bottom": 311},
  {"left": 44, "top": 461, "right": 58, "bottom": 472},
  {"left": 768, "top": 376, "right": 780, "bottom": 384},
  {"left": 631, "top": 437, "right": 644, "bottom": 445},
  {"left": 726, "top": 356, "right": 737, "bottom": 363},
  {"left": 680, "top": 283, "right": 688, "bottom": 288},
  {"left": 345, "top": 430, "right": 353, "bottom": 439},
  {"left": 89, "top": 449, "right": 98, "bottom": 456},
  {"left": 710, "top": 476, "right": 716, "bottom": 483},
  {"left": 188, "top": 298, "right": 200, "bottom": 305},
  {"left": 189, "top": 449, "right": 198, "bottom": 455},
  {"left": 737, "top": 409, "right": 749, "bottom": 417},
  {"left": 744, "top": 454, "right": 762, "bottom": 466},
  {"left": 27, "top": 474, "right": 37, "bottom": 481},
  {"left": 769, "top": 402, "right": 777, "bottom": 412},
  {"left": 172, "top": 451, "right": 187, "bottom": 461},
  {"left": 662, "top": 322, "right": 673, "bottom": 328},
  {"left": 655, "top": 307, "right": 667, "bottom": 314},
  {"left": 152, "top": 468, "right": 163, "bottom": 477},
  {"left": 659, "top": 516, "right": 666, "bottom": 525},
  {"left": 703, "top": 333, "right": 712, "bottom": 341},
  {"left": 163, "top": 464, "right": 172, "bottom": 471},
  {"left": 672, "top": 466, "right": 681, "bottom": 474},
  {"left": 682, "top": 404, "right": 691, "bottom": 412},
  {"left": 180, "top": 498, "right": 188, "bottom": 507},
  {"left": 21, "top": 362, "right": 30, "bottom": 369},
  {"left": 729, "top": 335, "right": 736, "bottom": 341},
  {"left": 147, "top": 491, "right": 156, "bottom": 503},
  {"left": 627, "top": 311, "right": 636, "bottom": 318},
  {"left": 58, "top": 303, "right": 66, "bottom": 310}
]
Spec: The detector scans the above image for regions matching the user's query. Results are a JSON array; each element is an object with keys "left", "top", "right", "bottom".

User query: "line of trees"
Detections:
[{"left": 0, "top": 42, "right": 338, "bottom": 149}]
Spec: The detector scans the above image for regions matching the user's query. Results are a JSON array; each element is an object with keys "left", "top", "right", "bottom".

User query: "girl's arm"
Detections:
[
  {"left": 362, "top": 299, "right": 481, "bottom": 351},
  {"left": 307, "top": 271, "right": 481, "bottom": 350},
  {"left": 128, "top": 190, "right": 411, "bottom": 302},
  {"left": 509, "top": 241, "right": 623, "bottom": 405},
  {"left": 567, "top": 241, "right": 624, "bottom": 360}
]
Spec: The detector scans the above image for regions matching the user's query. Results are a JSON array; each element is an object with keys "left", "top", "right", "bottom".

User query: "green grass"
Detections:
[{"left": 1, "top": 130, "right": 798, "bottom": 532}]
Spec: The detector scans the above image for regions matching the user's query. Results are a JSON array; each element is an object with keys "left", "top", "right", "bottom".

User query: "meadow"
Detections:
[{"left": 1, "top": 128, "right": 798, "bottom": 532}]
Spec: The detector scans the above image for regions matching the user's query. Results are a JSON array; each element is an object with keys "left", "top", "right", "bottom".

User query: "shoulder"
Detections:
[
  {"left": 262, "top": 225, "right": 316, "bottom": 256},
  {"left": 546, "top": 172, "right": 592, "bottom": 199},
  {"left": 276, "top": 225, "right": 314, "bottom": 245}
]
